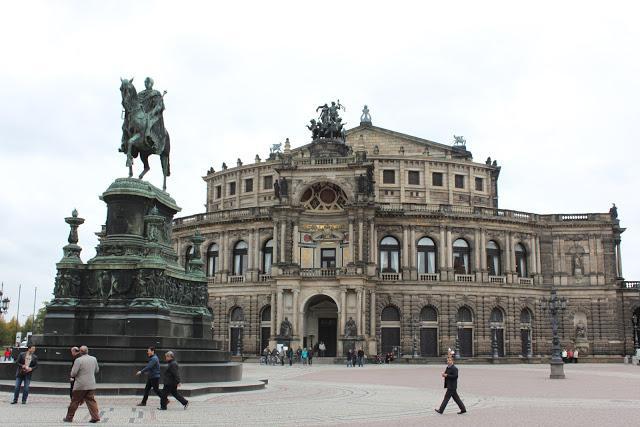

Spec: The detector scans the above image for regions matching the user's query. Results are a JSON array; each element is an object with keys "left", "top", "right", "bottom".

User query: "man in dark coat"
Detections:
[
  {"left": 435, "top": 356, "right": 467, "bottom": 415},
  {"left": 69, "top": 346, "right": 80, "bottom": 399},
  {"left": 12, "top": 344, "right": 38, "bottom": 404},
  {"left": 159, "top": 351, "right": 188, "bottom": 410},
  {"left": 136, "top": 346, "right": 162, "bottom": 406}
]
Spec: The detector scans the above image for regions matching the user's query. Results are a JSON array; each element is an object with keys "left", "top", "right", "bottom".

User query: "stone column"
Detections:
[
  {"left": 369, "top": 221, "right": 376, "bottom": 263},
  {"left": 373, "top": 225, "right": 378, "bottom": 264},
  {"left": 349, "top": 220, "right": 355, "bottom": 264},
  {"left": 358, "top": 220, "right": 364, "bottom": 262},
  {"left": 474, "top": 228, "right": 481, "bottom": 279},
  {"left": 446, "top": 228, "right": 453, "bottom": 279},
  {"left": 340, "top": 290, "right": 347, "bottom": 334},
  {"left": 356, "top": 290, "right": 362, "bottom": 335},
  {"left": 293, "top": 223, "right": 299, "bottom": 264},
  {"left": 402, "top": 226, "right": 409, "bottom": 269},
  {"left": 270, "top": 292, "right": 276, "bottom": 337},
  {"left": 535, "top": 235, "right": 542, "bottom": 275},
  {"left": 410, "top": 226, "right": 416, "bottom": 268},
  {"left": 529, "top": 235, "right": 537, "bottom": 275},
  {"left": 273, "top": 221, "right": 279, "bottom": 263},
  {"left": 480, "top": 229, "right": 487, "bottom": 282},
  {"left": 248, "top": 228, "right": 255, "bottom": 271},
  {"left": 439, "top": 226, "right": 446, "bottom": 273},
  {"left": 360, "top": 290, "right": 366, "bottom": 337},
  {"left": 276, "top": 290, "right": 283, "bottom": 330},
  {"left": 369, "top": 291, "right": 376, "bottom": 336},
  {"left": 280, "top": 221, "right": 286, "bottom": 263},
  {"left": 293, "top": 289, "right": 299, "bottom": 337},
  {"left": 615, "top": 239, "right": 623, "bottom": 278}
]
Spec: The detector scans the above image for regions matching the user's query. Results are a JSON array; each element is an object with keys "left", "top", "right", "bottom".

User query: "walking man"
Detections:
[
  {"left": 435, "top": 356, "right": 467, "bottom": 415},
  {"left": 159, "top": 351, "right": 189, "bottom": 410},
  {"left": 64, "top": 346, "right": 100, "bottom": 423},
  {"left": 136, "top": 346, "right": 162, "bottom": 406},
  {"left": 12, "top": 344, "right": 38, "bottom": 404}
]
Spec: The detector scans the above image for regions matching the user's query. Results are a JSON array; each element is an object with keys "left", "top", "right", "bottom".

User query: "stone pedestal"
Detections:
[
  {"left": 549, "top": 361, "right": 566, "bottom": 379},
  {"left": 8, "top": 178, "right": 241, "bottom": 384},
  {"left": 340, "top": 336, "right": 365, "bottom": 355}
]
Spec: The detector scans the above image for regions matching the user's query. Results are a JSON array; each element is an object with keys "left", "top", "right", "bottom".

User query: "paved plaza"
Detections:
[{"left": 1, "top": 362, "right": 639, "bottom": 426}]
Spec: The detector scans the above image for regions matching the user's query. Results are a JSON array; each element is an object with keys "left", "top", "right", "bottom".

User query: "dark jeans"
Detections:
[
  {"left": 438, "top": 388, "right": 466, "bottom": 413},
  {"left": 161, "top": 384, "right": 188, "bottom": 409},
  {"left": 13, "top": 374, "right": 31, "bottom": 403},
  {"left": 357, "top": 356, "right": 363, "bottom": 367},
  {"left": 141, "top": 377, "right": 161, "bottom": 404}
]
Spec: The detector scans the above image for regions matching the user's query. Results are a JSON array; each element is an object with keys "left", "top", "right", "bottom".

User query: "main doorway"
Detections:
[{"left": 304, "top": 294, "right": 338, "bottom": 357}]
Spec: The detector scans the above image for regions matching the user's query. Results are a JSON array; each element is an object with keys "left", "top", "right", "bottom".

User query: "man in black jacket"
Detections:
[
  {"left": 435, "top": 356, "right": 467, "bottom": 415},
  {"left": 12, "top": 344, "right": 38, "bottom": 404},
  {"left": 159, "top": 351, "right": 189, "bottom": 410}
]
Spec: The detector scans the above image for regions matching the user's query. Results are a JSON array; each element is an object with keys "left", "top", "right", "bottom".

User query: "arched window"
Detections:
[
  {"left": 487, "top": 240, "right": 501, "bottom": 276},
  {"left": 262, "top": 239, "right": 273, "bottom": 274},
  {"left": 453, "top": 239, "right": 471, "bottom": 274},
  {"left": 207, "top": 243, "right": 219, "bottom": 277},
  {"left": 261, "top": 305, "right": 271, "bottom": 322},
  {"left": 520, "top": 308, "right": 533, "bottom": 357},
  {"left": 490, "top": 308, "right": 504, "bottom": 323},
  {"left": 457, "top": 306, "right": 473, "bottom": 323},
  {"left": 230, "top": 307, "right": 244, "bottom": 322},
  {"left": 420, "top": 306, "right": 438, "bottom": 322},
  {"left": 417, "top": 237, "right": 437, "bottom": 274},
  {"left": 381, "top": 306, "right": 400, "bottom": 321},
  {"left": 380, "top": 236, "right": 400, "bottom": 273},
  {"left": 233, "top": 241, "right": 248, "bottom": 275},
  {"left": 515, "top": 243, "right": 528, "bottom": 277},
  {"left": 184, "top": 246, "right": 194, "bottom": 273},
  {"left": 520, "top": 308, "right": 532, "bottom": 324}
]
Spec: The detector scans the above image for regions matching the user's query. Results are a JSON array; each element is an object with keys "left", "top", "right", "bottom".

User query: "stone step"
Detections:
[{"left": 0, "top": 378, "right": 267, "bottom": 396}]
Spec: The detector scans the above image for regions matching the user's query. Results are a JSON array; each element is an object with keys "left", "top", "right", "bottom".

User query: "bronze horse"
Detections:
[{"left": 119, "top": 78, "right": 171, "bottom": 190}]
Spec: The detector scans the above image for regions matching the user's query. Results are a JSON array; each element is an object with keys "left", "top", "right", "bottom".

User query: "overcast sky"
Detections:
[{"left": 1, "top": 1, "right": 638, "bottom": 322}]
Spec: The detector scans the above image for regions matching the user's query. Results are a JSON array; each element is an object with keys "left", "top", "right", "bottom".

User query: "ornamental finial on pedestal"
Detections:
[{"left": 60, "top": 209, "right": 85, "bottom": 264}]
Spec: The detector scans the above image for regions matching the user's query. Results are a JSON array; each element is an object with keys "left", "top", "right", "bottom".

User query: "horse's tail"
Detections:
[{"left": 162, "top": 132, "right": 171, "bottom": 177}]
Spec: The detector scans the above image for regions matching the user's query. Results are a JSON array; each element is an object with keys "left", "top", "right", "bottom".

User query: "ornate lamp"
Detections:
[
  {"left": 540, "top": 288, "right": 567, "bottom": 379},
  {"left": 0, "top": 283, "right": 9, "bottom": 315}
]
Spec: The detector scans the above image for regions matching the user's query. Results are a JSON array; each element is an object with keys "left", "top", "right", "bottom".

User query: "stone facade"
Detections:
[{"left": 172, "top": 118, "right": 639, "bottom": 358}]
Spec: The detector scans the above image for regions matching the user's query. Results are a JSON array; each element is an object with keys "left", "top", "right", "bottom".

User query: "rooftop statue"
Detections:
[
  {"left": 119, "top": 77, "right": 171, "bottom": 190},
  {"left": 309, "top": 100, "right": 346, "bottom": 140},
  {"left": 360, "top": 105, "right": 372, "bottom": 125},
  {"left": 453, "top": 135, "right": 466, "bottom": 146}
]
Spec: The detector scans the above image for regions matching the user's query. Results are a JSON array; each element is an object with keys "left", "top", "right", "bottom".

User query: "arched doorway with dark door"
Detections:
[
  {"left": 304, "top": 294, "right": 339, "bottom": 357},
  {"left": 456, "top": 306, "right": 474, "bottom": 357},
  {"left": 420, "top": 305, "right": 439, "bottom": 356},
  {"left": 381, "top": 306, "right": 401, "bottom": 355},
  {"left": 229, "top": 307, "right": 245, "bottom": 356},
  {"left": 260, "top": 305, "right": 271, "bottom": 354}
]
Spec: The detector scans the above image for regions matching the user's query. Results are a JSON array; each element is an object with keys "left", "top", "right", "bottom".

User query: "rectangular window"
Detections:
[
  {"left": 263, "top": 175, "right": 273, "bottom": 190},
  {"left": 408, "top": 171, "right": 420, "bottom": 185},
  {"left": 321, "top": 248, "right": 336, "bottom": 268},
  {"left": 455, "top": 174, "right": 464, "bottom": 189},
  {"left": 215, "top": 185, "right": 222, "bottom": 199},
  {"left": 383, "top": 170, "right": 395, "bottom": 184},
  {"left": 432, "top": 172, "right": 443, "bottom": 186},
  {"left": 229, "top": 182, "right": 236, "bottom": 196},
  {"left": 244, "top": 178, "right": 253, "bottom": 193},
  {"left": 475, "top": 177, "right": 483, "bottom": 191}
]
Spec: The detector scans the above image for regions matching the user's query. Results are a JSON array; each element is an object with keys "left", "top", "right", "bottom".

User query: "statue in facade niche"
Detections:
[
  {"left": 119, "top": 77, "right": 171, "bottom": 190},
  {"left": 575, "top": 321, "right": 587, "bottom": 341},
  {"left": 279, "top": 317, "right": 293, "bottom": 337},
  {"left": 344, "top": 317, "right": 357, "bottom": 337},
  {"left": 574, "top": 254, "right": 583, "bottom": 275}
]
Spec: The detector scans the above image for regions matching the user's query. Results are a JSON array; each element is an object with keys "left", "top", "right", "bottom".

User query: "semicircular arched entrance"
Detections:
[{"left": 303, "top": 294, "right": 339, "bottom": 357}]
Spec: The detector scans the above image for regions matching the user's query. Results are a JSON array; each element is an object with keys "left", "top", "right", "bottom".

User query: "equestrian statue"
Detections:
[{"left": 119, "top": 77, "right": 171, "bottom": 190}]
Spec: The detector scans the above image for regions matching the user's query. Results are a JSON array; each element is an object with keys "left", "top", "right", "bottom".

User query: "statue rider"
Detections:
[{"left": 137, "top": 77, "right": 166, "bottom": 153}]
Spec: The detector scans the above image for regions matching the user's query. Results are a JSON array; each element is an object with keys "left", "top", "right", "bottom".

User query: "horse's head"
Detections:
[{"left": 119, "top": 77, "right": 138, "bottom": 110}]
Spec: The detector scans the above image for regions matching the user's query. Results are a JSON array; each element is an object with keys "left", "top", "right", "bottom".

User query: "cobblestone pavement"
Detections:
[{"left": 2, "top": 363, "right": 639, "bottom": 426}]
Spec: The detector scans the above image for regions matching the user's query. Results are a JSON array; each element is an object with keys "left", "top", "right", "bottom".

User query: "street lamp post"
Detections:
[
  {"left": 454, "top": 325, "right": 461, "bottom": 360},
  {"left": 540, "top": 288, "right": 567, "bottom": 379},
  {"left": 0, "top": 282, "right": 10, "bottom": 315},
  {"left": 412, "top": 316, "right": 419, "bottom": 358}
]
